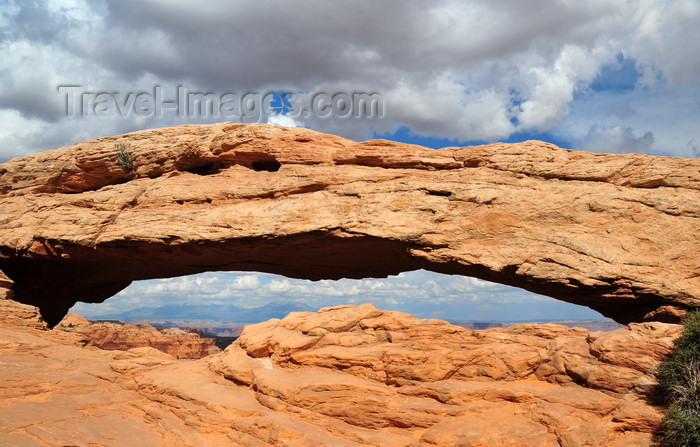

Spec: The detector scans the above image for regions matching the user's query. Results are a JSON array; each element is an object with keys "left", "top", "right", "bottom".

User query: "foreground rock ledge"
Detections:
[
  {"left": 0, "top": 303, "right": 682, "bottom": 446},
  {"left": 0, "top": 123, "right": 699, "bottom": 325}
]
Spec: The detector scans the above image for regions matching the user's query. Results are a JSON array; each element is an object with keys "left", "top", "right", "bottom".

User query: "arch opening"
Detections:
[
  {"left": 0, "top": 230, "right": 681, "bottom": 328},
  {"left": 67, "top": 270, "right": 618, "bottom": 331}
]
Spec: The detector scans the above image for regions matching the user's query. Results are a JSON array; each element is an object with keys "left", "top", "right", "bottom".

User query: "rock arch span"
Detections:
[{"left": 0, "top": 123, "right": 698, "bottom": 327}]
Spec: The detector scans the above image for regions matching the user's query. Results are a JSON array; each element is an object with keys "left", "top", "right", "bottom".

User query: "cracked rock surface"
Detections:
[
  {"left": 0, "top": 303, "right": 681, "bottom": 446},
  {"left": 0, "top": 123, "right": 698, "bottom": 325}
]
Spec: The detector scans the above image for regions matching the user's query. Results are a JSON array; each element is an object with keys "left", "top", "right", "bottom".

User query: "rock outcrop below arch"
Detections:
[{"left": 0, "top": 123, "right": 698, "bottom": 326}]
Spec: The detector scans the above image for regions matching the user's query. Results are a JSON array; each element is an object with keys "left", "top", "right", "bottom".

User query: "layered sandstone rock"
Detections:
[
  {"left": 0, "top": 123, "right": 697, "bottom": 326},
  {"left": 56, "top": 314, "right": 221, "bottom": 359},
  {"left": 215, "top": 304, "right": 680, "bottom": 445},
  {"left": 0, "top": 297, "right": 47, "bottom": 330},
  {"left": 0, "top": 270, "right": 14, "bottom": 301},
  {"left": 0, "top": 303, "right": 681, "bottom": 446}
]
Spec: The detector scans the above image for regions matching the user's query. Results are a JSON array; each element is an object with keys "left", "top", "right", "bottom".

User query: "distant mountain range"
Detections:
[
  {"left": 92, "top": 302, "right": 316, "bottom": 324},
  {"left": 452, "top": 320, "right": 623, "bottom": 332},
  {"left": 89, "top": 302, "right": 623, "bottom": 331}
]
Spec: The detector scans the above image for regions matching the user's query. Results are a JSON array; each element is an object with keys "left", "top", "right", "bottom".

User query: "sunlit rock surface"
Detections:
[
  {"left": 0, "top": 123, "right": 698, "bottom": 326},
  {"left": 0, "top": 303, "right": 681, "bottom": 446}
]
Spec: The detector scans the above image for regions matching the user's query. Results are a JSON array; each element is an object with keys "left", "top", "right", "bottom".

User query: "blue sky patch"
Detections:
[{"left": 589, "top": 54, "right": 640, "bottom": 93}]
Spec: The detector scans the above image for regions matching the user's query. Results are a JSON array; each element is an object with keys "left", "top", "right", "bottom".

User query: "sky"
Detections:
[
  {"left": 70, "top": 270, "right": 606, "bottom": 322},
  {"left": 2, "top": 0, "right": 699, "bottom": 321}
]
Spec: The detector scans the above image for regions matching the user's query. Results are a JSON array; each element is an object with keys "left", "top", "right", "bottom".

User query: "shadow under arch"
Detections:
[{"left": 0, "top": 232, "right": 677, "bottom": 328}]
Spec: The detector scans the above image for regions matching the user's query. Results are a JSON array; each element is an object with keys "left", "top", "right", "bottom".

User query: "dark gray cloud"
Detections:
[
  {"left": 0, "top": 0, "right": 698, "bottom": 159},
  {"left": 89, "top": 1, "right": 638, "bottom": 90},
  {"left": 95, "top": 1, "right": 429, "bottom": 89}
]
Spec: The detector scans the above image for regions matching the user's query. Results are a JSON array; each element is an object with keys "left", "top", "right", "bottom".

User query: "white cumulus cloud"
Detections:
[{"left": 267, "top": 113, "right": 303, "bottom": 128}]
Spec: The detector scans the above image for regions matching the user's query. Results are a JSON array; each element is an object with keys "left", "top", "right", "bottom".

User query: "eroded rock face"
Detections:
[
  {"left": 56, "top": 314, "right": 221, "bottom": 359},
  {"left": 0, "top": 271, "right": 13, "bottom": 301},
  {"left": 0, "top": 123, "right": 698, "bottom": 326},
  {"left": 230, "top": 304, "right": 679, "bottom": 396},
  {"left": 0, "top": 304, "right": 681, "bottom": 446},
  {"left": 0, "top": 298, "right": 47, "bottom": 330}
]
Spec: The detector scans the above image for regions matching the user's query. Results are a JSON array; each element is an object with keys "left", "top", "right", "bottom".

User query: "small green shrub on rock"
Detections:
[
  {"left": 659, "top": 310, "right": 700, "bottom": 446},
  {"left": 115, "top": 142, "right": 134, "bottom": 173}
]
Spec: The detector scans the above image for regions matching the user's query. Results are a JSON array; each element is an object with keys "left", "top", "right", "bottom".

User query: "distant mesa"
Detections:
[
  {"left": 0, "top": 123, "right": 698, "bottom": 326},
  {"left": 56, "top": 313, "right": 221, "bottom": 359}
]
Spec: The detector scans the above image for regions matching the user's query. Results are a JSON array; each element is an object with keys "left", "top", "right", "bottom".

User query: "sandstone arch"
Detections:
[{"left": 0, "top": 123, "right": 698, "bottom": 327}]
